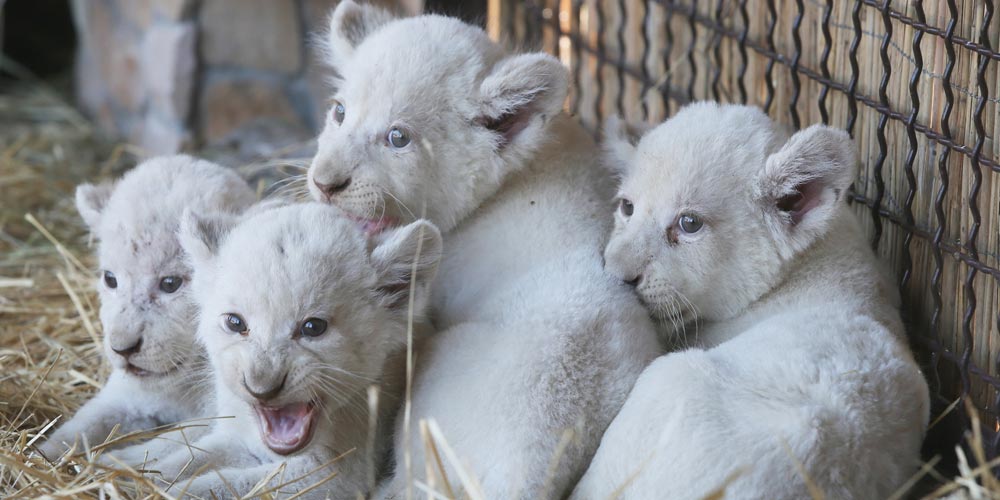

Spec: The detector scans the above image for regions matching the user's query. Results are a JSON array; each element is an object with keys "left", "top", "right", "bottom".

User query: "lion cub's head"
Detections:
[
  {"left": 308, "top": 0, "right": 568, "bottom": 233},
  {"left": 603, "top": 103, "right": 856, "bottom": 328},
  {"left": 179, "top": 203, "right": 442, "bottom": 455},
  {"left": 75, "top": 155, "right": 255, "bottom": 387}
]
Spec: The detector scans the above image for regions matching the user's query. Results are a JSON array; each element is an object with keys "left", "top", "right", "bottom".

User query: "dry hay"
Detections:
[
  {"left": 0, "top": 74, "right": 325, "bottom": 498},
  {"left": 0, "top": 78, "right": 997, "bottom": 499},
  {"left": 0, "top": 76, "right": 161, "bottom": 498}
]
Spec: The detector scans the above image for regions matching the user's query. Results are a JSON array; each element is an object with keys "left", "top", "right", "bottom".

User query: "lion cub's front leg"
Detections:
[
  {"left": 151, "top": 428, "right": 261, "bottom": 485},
  {"left": 167, "top": 456, "right": 333, "bottom": 499},
  {"left": 39, "top": 374, "right": 159, "bottom": 461},
  {"left": 98, "top": 421, "right": 212, "bottom": 469}
]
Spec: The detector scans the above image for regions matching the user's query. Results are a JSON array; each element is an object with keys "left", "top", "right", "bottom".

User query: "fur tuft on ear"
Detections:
[
  {"left": 75, "top": 182, "right": 114, "bottom": 231},
  {"left": 756, "top": 124, "right": 857, "bottom": 258},
  {"left": 370, "top": 220, "right": 443, "bottom": 309},
  {"left": 324, "top": 0, "right": 397, "bottom": 70},
  {"left": 177, "top": 209, "right": 239, "bottom": 270},
  {"left": 602, "top": 116, "right": 648, "bottom": 177},
  {"left": 477, "top": 53, "right": 568, "bottom": 148}
]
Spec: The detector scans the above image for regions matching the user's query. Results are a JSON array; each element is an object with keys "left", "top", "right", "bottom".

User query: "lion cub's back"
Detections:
[{"left": 433, "top": 116, "right": 617, "bottom": 323}]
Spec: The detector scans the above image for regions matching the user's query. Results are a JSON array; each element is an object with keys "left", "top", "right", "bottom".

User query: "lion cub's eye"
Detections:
[
  {"left": 387, "top": 127, "right": 410, "bottom": 148},
  {"left": 678, "top": 213, "right": 704, "bottom": 234},
  {"left": 223, "top": 313, "right": 249, "bottom": 335},
  {"left": 103, "top": 270, "right": 118, "bottom": 289},
  {"left": 159, "top": 276, "right": 183, "bottom": 293},
  {"left": 619, "top": 199, "right": 634, "bottom": 217},
  {"left": 299, "top": 318, "right": 328, "bottom": 338},
  {"left": 331, "top": 100, "right": 345, "bottom": 124}
]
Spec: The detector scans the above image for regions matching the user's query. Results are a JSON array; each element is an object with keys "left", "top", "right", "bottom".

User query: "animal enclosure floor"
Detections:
[{"left": 0, "top": 75, "right": 992, "bottom": 499}]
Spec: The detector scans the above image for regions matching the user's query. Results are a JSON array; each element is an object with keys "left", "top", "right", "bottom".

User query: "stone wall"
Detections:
[{"left": 70, "top": 0, "right": 420, "bottom": 156}]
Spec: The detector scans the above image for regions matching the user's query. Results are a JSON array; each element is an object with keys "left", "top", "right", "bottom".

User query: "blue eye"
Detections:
[
  {"left": 331, "top": 100, "right": 345, "bottom": 124},
  {"left": 387, "top": 127, "right": 410, "bottom": 148},
  {"left": 678, "top": 214, "right": 703, "bottom": 234},
  {"left": 223, "top": 313, "right": 248, "bottom": 335},
  {"left": 620, "top": 199, "right": 634, "bottom": 217},
  {"left": 103, "top": 270, "right": 118, "bottom": 289},
  {"left": 159, "top": 276, "right": 183, "bottom": 293},
  {"left": 299, "top": 318, "right": 328, "bottom": 338}
]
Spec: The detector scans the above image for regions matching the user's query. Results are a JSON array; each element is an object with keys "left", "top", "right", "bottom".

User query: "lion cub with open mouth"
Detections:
[
  {"left": 153, "top": 202, "right": 441, "bottom": 499},
  {"left": 39, "top": 156, "right": 256, "bottom": 462},
  {"left": 573, "top": 103, "right": 929, "bottom": 499}
]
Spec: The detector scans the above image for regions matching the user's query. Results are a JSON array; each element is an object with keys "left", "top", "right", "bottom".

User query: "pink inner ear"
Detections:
[
  {"left": 479, "top": 104, "right": 535, "bottom": 148},
  {"left": 777, "top": 179, "right": 824, "bottom": 225}
]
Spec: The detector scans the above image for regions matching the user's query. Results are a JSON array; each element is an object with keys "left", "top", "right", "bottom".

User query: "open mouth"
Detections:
[
  {"left": 253, "top": 402, "right": 317, "bottom": 455},
  {"left": 347, "top": 214, "right": 399, "bottom": 235}
]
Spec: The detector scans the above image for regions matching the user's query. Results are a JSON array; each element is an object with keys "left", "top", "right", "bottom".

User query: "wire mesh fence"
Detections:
[{"left": 491, "top": 0, "right": 1000, "bottom": 468}]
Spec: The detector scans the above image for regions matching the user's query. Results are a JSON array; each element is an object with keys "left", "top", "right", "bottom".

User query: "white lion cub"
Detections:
[
  {"left": 39, "top": 156, "right": 256, "bottom": 461},
  {"left": 310, "top": 2, "right": 661, "bottom": 497},
  {"left": 572, "top": 103, "right": 930, "bottom": 499},
  {"left": 152, "top": 203, "right": 442, "bottom": 499}
]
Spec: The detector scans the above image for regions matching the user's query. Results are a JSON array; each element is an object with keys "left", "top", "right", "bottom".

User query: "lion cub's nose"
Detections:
[
  {"left": 243, "top": 373, "right": 288, "bottom": 402},
  {"left": 313, "top": 177, "right": 352, "bottom": 199},
  {"left": 624, "top": 275, "right": 642, "bottom": 287},
  {"left": 111, "top": 338, "right": 143, "bottom": 358}
]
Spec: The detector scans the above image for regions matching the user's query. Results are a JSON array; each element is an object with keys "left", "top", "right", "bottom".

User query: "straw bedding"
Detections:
[
  {"left": 0, "top": 78, "right": 996, "bottom": 499},
  {"left": 0, "top": 79, "right": 310, "bottom": 498}
]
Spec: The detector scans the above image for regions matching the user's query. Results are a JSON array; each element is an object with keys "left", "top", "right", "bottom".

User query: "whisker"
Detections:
[
  {"left": 310, "top": 364, "right": 379, "bottom": 383},
  {"left": 382, "top": 188, "right": 416, "bottom": 221}
]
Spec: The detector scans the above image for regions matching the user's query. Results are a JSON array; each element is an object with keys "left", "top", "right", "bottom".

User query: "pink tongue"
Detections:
[
  {"left": 348, "top": 214, "right": 397, "bottom": 235},
  {"left": 257, "top": 402, "right": 314, "bottom": 453}
]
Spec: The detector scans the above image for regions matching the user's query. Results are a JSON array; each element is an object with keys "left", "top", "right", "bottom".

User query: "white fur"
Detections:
[
  {"left": 572, "top": 103, "right": 930, "bottom": 499},
  {"left": 151, "top": 203, "right": 441, "bottom": 499},
  {"left": 39, "top": 155, "right": 256, "bottom": 462},
  {"left": 310, "top": 3, "right": 661, "bottom": 497}
]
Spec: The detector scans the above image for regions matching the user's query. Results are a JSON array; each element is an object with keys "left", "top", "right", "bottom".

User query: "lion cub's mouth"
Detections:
[
  {"left": 254, "top": 402, "right": 317, "bottom": 455},
  {"left": 126, "top": 362, "right": 181, "bottom": 378},
  {"left": 347, "top": 214, "right": 399, "bottom": 235}
]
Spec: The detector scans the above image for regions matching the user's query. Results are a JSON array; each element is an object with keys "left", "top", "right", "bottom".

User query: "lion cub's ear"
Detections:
[
  {"left": 370, "top": 220, "right": 443, "bottom": 309},
  {"left": 178, "top": 209, "right": 240, "bottom": 270},
  {"left": 602, "top": 116, "right": 649, "bottom": 177},
  {"left": 477, "top": 53, "right": 568, "bottom": 148},
  {"left": 755, "top": 124, "right": 857, "bottom": 259},
  {"left": 75, "top": 182, "right": 114, "bottom": 232},
  {"left": 325, "top": 0, "right": 397, "bottom": 69}
]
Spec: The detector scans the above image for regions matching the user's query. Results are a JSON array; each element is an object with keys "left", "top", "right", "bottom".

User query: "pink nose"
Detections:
[
  {"left": 112, "top": 338, "right": 143, "bottom": 358},
  {"left": 243, "top": 373, "right": 288, "bottom": 402},
  {"left": 313, "top": 177, "right": 351, "bottom": 199}
]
